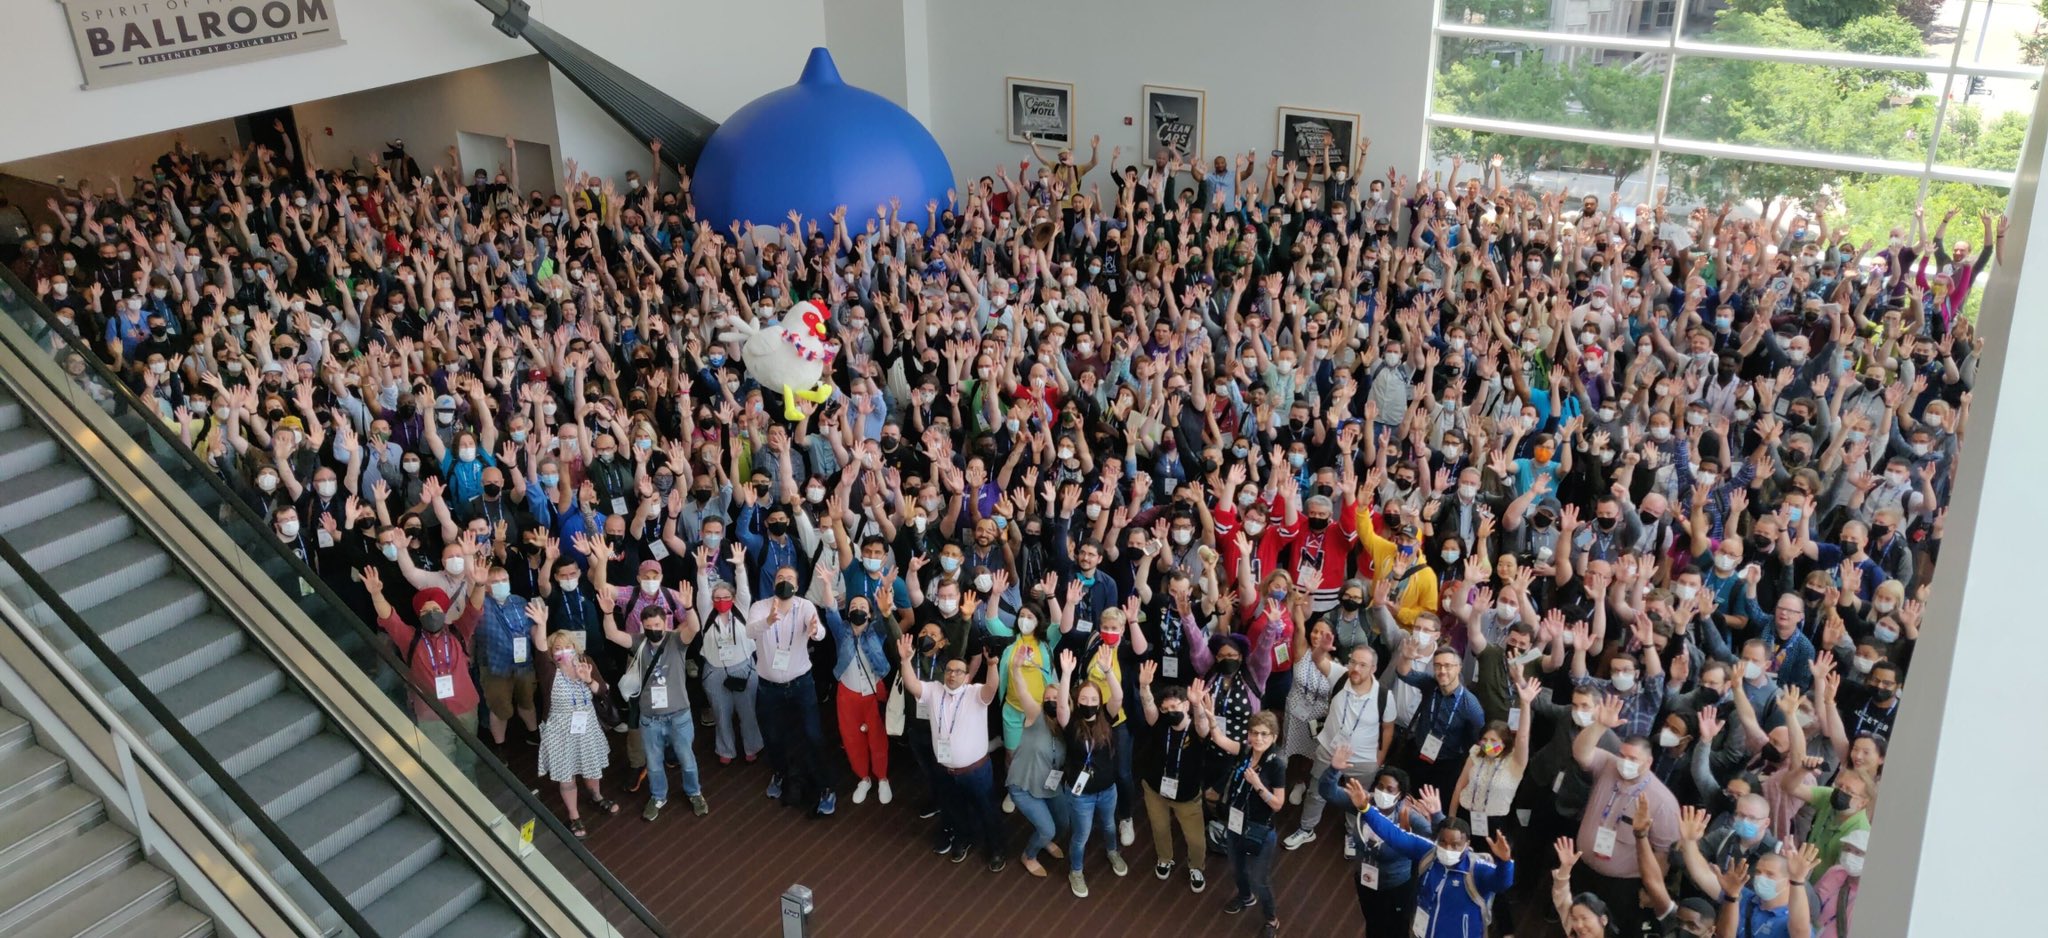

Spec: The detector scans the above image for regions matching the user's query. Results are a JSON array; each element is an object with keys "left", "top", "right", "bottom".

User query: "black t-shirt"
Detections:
[
  {"left": 1132, "top": 714, "right": 1207, "bottom": 800},
  {"left": 1061, "top": 720, "right": 1119, "bottom": 793},
  {"left": 1226, "top": 751, "right": 1286, "bottom": 827}
]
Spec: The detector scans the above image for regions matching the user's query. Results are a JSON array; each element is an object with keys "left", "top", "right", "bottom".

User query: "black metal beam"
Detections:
[{"left": 469, "top": 0, "right": 720, "bottom": 171}]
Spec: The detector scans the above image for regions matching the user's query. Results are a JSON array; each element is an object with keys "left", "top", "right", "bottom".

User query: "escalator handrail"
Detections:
[
  {"left": 0, "top": 535, "right": 380, "bottom": 938},
  {"left": 0, "top": 267, "right": 663, "bottom": 937}
]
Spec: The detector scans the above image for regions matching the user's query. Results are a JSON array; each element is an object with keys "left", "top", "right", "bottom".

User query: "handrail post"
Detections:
[
  {"left": 778, "top": 885, "right": 814, "bottom": 938},
  {"left": 113, "top": 734, "right": 156, "bottom": 857}
]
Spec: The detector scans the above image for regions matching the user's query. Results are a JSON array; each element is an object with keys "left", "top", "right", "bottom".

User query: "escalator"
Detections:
[{"left": 0, "top": 271, "right": 662, "bottom": 937}]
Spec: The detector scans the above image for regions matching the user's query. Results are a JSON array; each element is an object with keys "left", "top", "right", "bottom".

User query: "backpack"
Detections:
[{"left": 1413, "top": 848, "right": 1493, "bottom": 926}]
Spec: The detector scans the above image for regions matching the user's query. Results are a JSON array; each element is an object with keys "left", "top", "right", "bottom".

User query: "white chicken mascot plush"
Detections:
[{"left": 721, "top": 299, "right": 837, "bottom": 420}]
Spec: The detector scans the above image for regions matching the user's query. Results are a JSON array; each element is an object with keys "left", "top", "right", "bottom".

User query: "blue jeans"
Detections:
[
  {"left": 639, "top": 709, "right": 701, "bottom": 803},
  {"left": 1009, "top": 785, "right": 1064, "bottom": 857},
  {"left": 758, "top": 672, "right": 830, "bottom": 793},
  {"left": 937, "top": 759, "right": 1004, "bottom": 858},
  {"left": 1067, "top": 786, "right": 1119, "bottom": 872},
  {"left": 1229, "top": 829, "right": 1278, "bottom": 918}
]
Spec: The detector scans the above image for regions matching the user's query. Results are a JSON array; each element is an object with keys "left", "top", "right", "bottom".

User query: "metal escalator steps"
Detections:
[
  {"left": 321, "top": 813, "right": 444, "bottom": 909},
  {"left": 0, "top": 391, "right": 21, "bottom": 432},
  {"left": 74, "top": 578, "right": 208, "bottom": 653},
  {"left": 363, "top": 856, "right": 495, "bottom": 938},
  {"left": 8, "top": 859, "right": 187, "bottom": 938},
  {"left": 0, "top": 785, "right": 103, "bottom": 876},
  {"left": 277, "top": 774, "right": 403, "bottom": 863},
  {"left": 0, "top": 464, "right": 96, "bottom": 534},
  {"left": 431, "top": 898, "right": 531, "bottom": 938},
  {"left": 118, "top": 615, "right": 243, "bottom": 694},
  {"left": 238, "top": 734, "right": 364, "bottom": 820},
  {"left": 197, "top": 693, "right": 323, "bottom": 778},
  {"left": 0, "top": 823, "right": 138, "bottom": 931},
  {"left": 38, "top": 538, "right": 172, "bottom": 613},
  {"left": 153, "top": 653, "right": 283, "bottom": 736},
  {"left": 0, "top": 706, "right": 26, "bottom": 751},
  {"left": 0, "top": 427, "right": 58, "bottom": 480},
  {"left": 8, "top": 499, "right": 132, "bottom": 572},
  {"left": 0, "top": 747, "right": 66, "bottom": 814}
]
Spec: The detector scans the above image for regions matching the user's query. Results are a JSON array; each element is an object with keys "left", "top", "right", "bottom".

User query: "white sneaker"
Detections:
[
  {"left": 877, "top": 780, "right": 894, "bottom": 804},
  {"left": 1119, "top": 818, "right": 1135, "bottom": 846},
  {"left": 1002, "top": 793, "right": 1015, "bottom": 814},
  {"left": 1288, "top": 783, "right": 1305, "bottom": 805},
  {"left": 852, "top": 779, "right": 873, "bottom": 804},
  {"left": 1282, "top": 829, "right": 1316, "bottom": 851},
  {"left": 1108, "top": 851, "right": 1129, "bottom": 877},
  {"left": 1069, "top": 871, "right": 1089, "bottom": 898}
]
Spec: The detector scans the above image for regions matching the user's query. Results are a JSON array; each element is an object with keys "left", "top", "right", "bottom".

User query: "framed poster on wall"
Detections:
[
  {"left": 1141, "top": 85, "right": 1205, "bottom": 158},
  {"left": 1006, "top": 77, "right": 1074, "bottom": 146},
  {"left": 1276, "top": 106, "right": 1360, "bottom": 173}
]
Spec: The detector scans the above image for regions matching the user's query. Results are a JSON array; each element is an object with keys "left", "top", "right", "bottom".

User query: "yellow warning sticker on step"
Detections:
[{"left": 520, "top": 819, "right": 535, "bottom": 845}]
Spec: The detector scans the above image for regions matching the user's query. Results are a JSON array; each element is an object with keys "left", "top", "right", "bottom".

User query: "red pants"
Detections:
[{"left": 836, "top": 682, "right": 890, "bottom": 782}]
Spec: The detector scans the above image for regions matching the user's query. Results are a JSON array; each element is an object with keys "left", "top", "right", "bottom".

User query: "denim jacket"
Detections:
[{"left": 824, "top": 607, "right": 890, "bottom": 685}]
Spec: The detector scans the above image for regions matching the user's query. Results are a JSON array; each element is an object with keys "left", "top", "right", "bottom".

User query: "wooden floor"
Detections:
[{"left": 507, "top": 729, "right": 1384, "bottom": 938}]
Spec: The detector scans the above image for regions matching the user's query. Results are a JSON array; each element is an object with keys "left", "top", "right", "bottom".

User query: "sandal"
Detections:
[
  {"left": 595, "top": 798, "right": 621, "bottom": 815},
  {"left": 569, "top": 818, "right": 588, "bottom": 840}
]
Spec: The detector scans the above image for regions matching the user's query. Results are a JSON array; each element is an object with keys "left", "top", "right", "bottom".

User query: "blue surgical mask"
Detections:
[
  {"left": 708, "top": 352, "right": 726, "bottom": 367},
  {"left": 1288, "top": 452, "right": 1306, "bottom": 469},
  {"left": 862, "top": 557, "right": 884, "bottom": 574},
  {"left": 1733, "top": 818, "right": 1760, "bottom": 841},
  {"left": 939, "top": 556, "right": 960, "bottom": 572},
  {"left": 490, "top": 582, "right": 511, "bottom": 601},
  {"left": 1873, "top": 623, "right": 1900, "bottom": 643},
  {"left": 539, "top": 473, "right": 560, "bottom": 488},
  {"left": 1753, "top": 875, "right": 1781, "bottom": 902}
]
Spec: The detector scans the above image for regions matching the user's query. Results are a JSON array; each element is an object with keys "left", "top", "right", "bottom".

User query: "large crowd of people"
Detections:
[{"left": 6, "top": 119, "right": 2000, "bottom": 938}]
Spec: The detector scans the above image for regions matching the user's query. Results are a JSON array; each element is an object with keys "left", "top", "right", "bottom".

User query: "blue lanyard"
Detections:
[
  {"left": 419, "top": 632, "right": 454, "bottom": 676},
  {"left": 1430, "top": 687, "right": 1466, "bottom": 735}
]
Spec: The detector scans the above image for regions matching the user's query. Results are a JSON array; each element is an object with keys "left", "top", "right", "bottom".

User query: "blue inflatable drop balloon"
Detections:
[{"left": 693, "top": 48, "right": 955, "bottom": 236}]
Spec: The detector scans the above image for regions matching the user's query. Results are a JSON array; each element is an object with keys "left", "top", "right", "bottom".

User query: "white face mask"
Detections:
[
  {"left": 1371, "top": 789, "right": 1400, "bottom": 810},
  {"left": 278, "top": 520, "right": 300, "bottom": 538},
  {"left": 558, "top": 577, "right": 580, "bottom": 593},
  {"left": 935, "top": 598, "right": 960, "bottom": 616},
  {"left": 640, "top": 578, "right": 662, "bottom": 595},
  {"left": 1611, "top": 672, "right": 1637, "bottom": 693},
  {"left": 1016, "top": 617, "right": 1037, "bottom": 635},
  {"left": 315, "top": 480, "right": 338, "bottom": 498},
  {"left": 445, "top": 557, "right": 467, "bottom": 575},
  {"left": 1657, "top": 728, "right": 1682, "bottom": 748},
  {"left": 1571, "top": 709, "right": 1595, "bottom": 728},
  {"left": 1616, "top": 758, "right": 1643, "bottom": 781},
  {"left": 1744, "top": 661, "right": 1764, "bottom": 681},
  {"left": 1435, "top": 846, "right": 1464, "bottom": 867},
  {"left": 1840, "top": 852, "right": 1866, "bottom": 877},
  {"left": 256, "top": 474, "right": 279, "bottom": 493}
]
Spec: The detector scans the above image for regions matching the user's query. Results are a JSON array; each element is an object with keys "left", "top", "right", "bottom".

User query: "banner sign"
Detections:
[{"left": 63, "top": 0, "right": 346, "bottom": 90}]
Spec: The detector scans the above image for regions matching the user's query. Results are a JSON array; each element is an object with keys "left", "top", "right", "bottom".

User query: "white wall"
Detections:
[
  {"left": 530, "top": 0, "right": 828, "bottom": 188},
  {"left": 922, "top": 0, "right": 1433, "bottom": 196},
  {"left": 824, "top": 0, "right": 912, "bottom": 111},
  {"left": 0, "top": 0, "right": 529, "bottom": 164},
  {"left": 0, "top": 119, "right": 243, "bottom": 192},
  {"left": 292, "top": 56, "right": 565, "bottom": 191}
]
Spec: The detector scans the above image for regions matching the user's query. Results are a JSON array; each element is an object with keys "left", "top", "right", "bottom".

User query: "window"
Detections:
[{"left": 1428, "top": 0, "right": 2038, "bottom": 215}]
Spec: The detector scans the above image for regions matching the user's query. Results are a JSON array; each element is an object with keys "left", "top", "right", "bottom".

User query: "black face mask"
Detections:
[
  {"left": 1596, "top": 515, "right": 1618, "bottom": 531},
  {"left": 1306, "top": 516, "right": 1331, "bottom": 532},
  {"left": 845, "top": 610, "right": 869, "bottom": 627},
  {"left": 1339, "top": 597, "right": 1364, "bottom": 612},
  {"left": 1862, "top": 377, "right": 1882, "bottom": 393},
  {"left": 1870, "top": 523, "right": 1892, "bottom": 542},
  {"left": 692, "top": 489, "right": 712, "bottom": 502},
  {"left": 482, "top": 482, "right": 503, "bottom": 498},
  {"left": 1530, "top": 513, "right": 1554, "bottom": 530},
  {"left": 1076, "top": 703, "right": 1101, "bottom": 722},
  {"left": 915, "top": 634, "right": 936, "bottom": 654},
  {"left": 774, "top": 580, "right": 797, "bottom": 600},
  {"left": 1830, "top": 788, "right": 1855, "bottom": 812},
  {"left": 1213, "top": 657, "right": 1242, "bottom": 677},
  {"left": 645, "top": 629, "right": 668, "bottom": 645},
  {"left": 766, "top": 520, "right": 790, "bottom": 537},
  {"left": 1164, "top": 709, "right": 1189, "bottom": 730},
  {"left": 1751, "top": 534, "right": 1774, "bottom": 554},
  {"left": 419, "top": 611, "right": 446, "bottom": 633}
]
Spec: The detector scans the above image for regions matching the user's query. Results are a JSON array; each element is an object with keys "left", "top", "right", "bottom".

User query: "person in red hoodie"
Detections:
[
  {"left": 365, "top": 565, "right": 484, "bottom": 780},
  {"left": 1286, "top": 487, "right": 1361, "bottom": 614},
  {"left": 1213, "top": 463, "right": 1301, "bottom": 588}
]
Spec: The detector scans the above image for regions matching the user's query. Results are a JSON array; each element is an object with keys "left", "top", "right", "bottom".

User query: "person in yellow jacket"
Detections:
[{"left": 1355, "top": 480, "right": 1440, "bottom": 627}]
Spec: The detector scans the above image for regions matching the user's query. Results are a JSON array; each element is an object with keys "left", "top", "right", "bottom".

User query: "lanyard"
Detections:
[
  {"left": 1163, "top": 727, "right": 1186, "bottom": 778},
  {"left": 419, "top": 632, "right": 454, "bottom": 676},
  {"left": 1228, "top": 754, "right": 1267, "bottom": 809},
  {"left": 1599, "top": 776, "right": 1650, "bottom": 824},
  {"left": 564, "top": 674, "right": 591, "bottom": 710},
  {"left": 1429, "top": 687, "right": 1466, "bottom": 736},
  {"left": 1338, "top": 686, "right": 1374, "bottom": 738},
  {"left": 937, "top": 687, "right": 970, "bottom": 741},
  {"left": 1471, "top": 756, "right": 1506, "bottom": 815}
]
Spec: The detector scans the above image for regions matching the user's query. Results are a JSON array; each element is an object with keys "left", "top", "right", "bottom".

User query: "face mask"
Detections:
[
  {"left": 1571, "top": 709, "right": 1594, "bottom": 728},
  {"left": 419, "top": 611, "right": 446, "bottom": 634},
  {"left": 1657, "top": 728, "right": 1682, "bottom": 748},
  {"left": 774, "top": 580, "right": 798, "bottom": 600},
  {"left": 381, "top": 544, "right": 401, "bottom": 561},
  {"left": 1435, "top": 847, "right": 1464, "bottom": 867},
  {"left": 973, "top": 573, "right": 993, "bottom": 593},
  {"left": 1831, "top": 788, "right": 1856, "bottom": 812},
  {"left": 1715, "top": 554, "right": 1738, "bottom": 573},
  {"left": 559, "top": 577, "right": 581, "bottom": 592},
  {"left": 1616, "top": 759, "right": 1643, "bottom": 781},
  {"left": 405, "top": 461, "right": 424, "bottom": 475},
  {"left": 277, "top": 520, "right": 300, "bottom": 538},
  {"left": 1369, "top": 789, "right": 1401, "bottom": 810},
  {"left": 1213, "top": 658, "right": 1242, "bottom": 677},
  {"left": 1840, "top": 852, "right": 1865, "bottom": 877},
  {"left": 766, "top": 520, "right": 791, "bottom": 537},
  {"left": 640, "top": 578, "right": 663, "bottom": 595},
  {"left": 935, "top": 598, "right": 959, "bottom": 616},
  {"left": 1612, "top": 672, "right": 1637, "bottom": 693},
  {"left": 257, "top": 474, "right": 279, "bottom": 493},
  {"left": 1650, "top": 425, "right": 1672, "bottom": 441},
  {"left": 1753, "top": 875, "right": 1782, "bottom": 902},
  {"left": 1480, "top": 739, "right": 1504, "bottom": 758},
  {"left": 442, "top": 557, "right": 466, "bottom": 576},
  {"left": 1744, "top": 661, "right": 1764, "bottom": 681},
  {"left": 489, "top": 582, "right": 512, "bottom": 601},
  {"left": 1016, "top": 616, "right": 1037, "bottom": 635}
]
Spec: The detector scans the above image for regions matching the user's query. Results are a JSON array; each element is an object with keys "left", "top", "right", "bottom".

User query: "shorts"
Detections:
[{"left": 481, "top": 670, "right": 538, "bottom": 717}]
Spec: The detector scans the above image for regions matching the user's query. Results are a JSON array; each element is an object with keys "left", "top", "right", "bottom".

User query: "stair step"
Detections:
[
  {"left": 240, "top": 734, "right": 363, "bottom": 820},
  {"left": 0, "top": 747, "right": 66, "bottom": 814},
  {"left": 77, "top": 579, "right": 209, "bottom": 652},
  {"left": 0, "top": 784, "right": 103, "bottom": 878},
  {"left": 9, "top": 499, "right": 132, "bottom": 572},
  {"left": 0, "top": 463, "right": 95, "bottom": 535},
  {"left": 199, "top": 692, "right": 323, "bottom": 778},
  {"left": 321, "top": 814, "right": 442, "bottom": 909},
  {"left": 0, "top": 708, "right": 28, "bottom": 756},
  {"left": 0, "top": 394, "right": 20, "bottom": 433},
  {"left": 0, "top": 824, "right": 137, "bottom": 932},
  {"left": 431, "top": 898, "right": 531, "bottom": 938},
  {"left": 120, "top": 615, "right": 243, "bottom": 695},
  {"left": 7, "top": 858, "right": 177, "bottom": 938},
  {"left": 362, "top": 856, "right": 487, "bottom": 938},
  {"left": 277, "top": 773, "right": 402, "bottom": 864},
  {"left": 155, "top": 653, "right": 282, "bottom": 736},
  {"left": 39, "top": 538, "right": 172, "bottom": 614},
  {"left": 0, "top": 427, "right": 59, "bottom": 484},
  {"left": 100, "top": 898, "right": 212, "bottom": 938}
]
